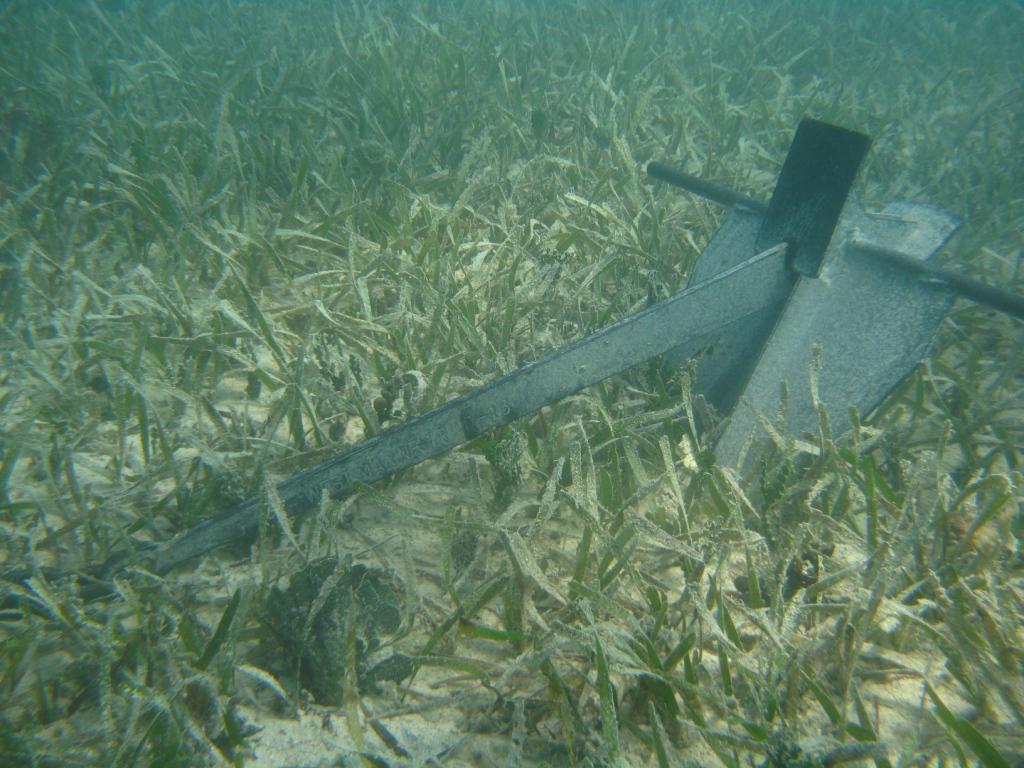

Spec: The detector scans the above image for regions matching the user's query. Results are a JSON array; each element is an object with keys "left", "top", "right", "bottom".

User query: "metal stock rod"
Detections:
[
  {"left": 646, "top": 162, "right": 767, "bottom": 212},
  {"left": 648, "top": 161, "right": 1024, "bottom": 321},
  {"left": 849, "top": 240, "right": 1024, "bottom": 321}
]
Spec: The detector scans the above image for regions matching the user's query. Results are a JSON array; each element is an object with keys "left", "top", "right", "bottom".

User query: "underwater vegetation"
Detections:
[{"left": 0, "top": 0, "right": 1021, "bottom": 765}]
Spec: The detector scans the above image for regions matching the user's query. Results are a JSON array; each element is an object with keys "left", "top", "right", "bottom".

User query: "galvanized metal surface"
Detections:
[{"left": 714, "top": 199, "right": 960, "bottom": 469}]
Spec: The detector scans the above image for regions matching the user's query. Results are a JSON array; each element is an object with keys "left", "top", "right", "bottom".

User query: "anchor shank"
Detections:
[{"left": 147, "top": 243, "right": 792, "bottom": 574}]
